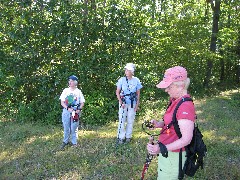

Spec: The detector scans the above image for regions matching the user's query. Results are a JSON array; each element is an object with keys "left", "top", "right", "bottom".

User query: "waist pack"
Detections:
[
  {"left": 71, "top": 111, "right": 80, "bottom": 122},
  {"left": 72, "top": 112, "right": 79, "bottom": 122},
  {"left": 168, "top": 97, "right": 207, "bottom": 179}
]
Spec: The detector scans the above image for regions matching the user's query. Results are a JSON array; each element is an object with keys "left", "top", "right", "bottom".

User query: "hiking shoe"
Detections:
[
  {"left": 126, "top": 138, "right": 131, "bottom": 143},
  {"left": 60, "top": 142, "right": 68, "bottom": 150},
  {"left": 72, "top": 144, "right": 78, "bottom": 148},
  {"left": 68, "top": 142, "right": 73, "bottom": 146},
  {"left": 117, "top": 139, "right": 124, "bottom": 145}
]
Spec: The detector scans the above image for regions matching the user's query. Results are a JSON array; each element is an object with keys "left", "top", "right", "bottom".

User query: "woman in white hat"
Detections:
[{"left": 116, "top": 63, "right": 143, "bottom": 144}]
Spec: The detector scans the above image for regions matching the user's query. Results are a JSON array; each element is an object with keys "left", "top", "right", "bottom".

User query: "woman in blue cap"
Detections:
[{"left": 59, "top": 75, "right": 85, "bottom": 150}]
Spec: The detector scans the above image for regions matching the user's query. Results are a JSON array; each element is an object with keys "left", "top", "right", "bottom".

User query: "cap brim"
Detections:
[{"left": 156, "top": 81, "right": 172, "bottom": 89}]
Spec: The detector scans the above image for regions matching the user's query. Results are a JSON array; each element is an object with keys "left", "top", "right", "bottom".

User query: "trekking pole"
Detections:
[
  {"left": 70, "top": 110, "right": 72, "bottom": 141},
  {"left": 141, "top": 136, "right": 154, "bottom": 180},
  {"left": 116, "top": 105, "right": 124, "bottom": 146},
  {"left": 116, "top": 91, "right": 125, "bottom": 146},
  {"left": 140, "top": 120, "right": 160, "bottom": 180}
]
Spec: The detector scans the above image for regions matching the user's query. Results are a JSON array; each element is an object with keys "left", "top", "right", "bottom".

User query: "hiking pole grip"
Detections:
[
  {"left": 149, "top": 135, "right": 154, "bottom": 145},
  {"left": 140, "top": 136, "right": 154, "bottom": 180}
]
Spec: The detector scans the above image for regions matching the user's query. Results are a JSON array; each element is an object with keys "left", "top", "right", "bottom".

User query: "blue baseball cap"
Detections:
[{"left": 68, "top": 75, "right": 78, "bottom": 81}]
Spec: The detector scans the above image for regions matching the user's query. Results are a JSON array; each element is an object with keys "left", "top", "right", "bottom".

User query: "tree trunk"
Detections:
[
  {"left": 203, "top": 0, "right": 221, "bottom": 88},
  {"left": 219, "top": 55, "right": 224, "bottom": 82},
  {"left": 91, "top": 0, "right": 96, "bottom": 11},
  {"left": 236, "top": 30, "right": 240, "bottom": 84}
]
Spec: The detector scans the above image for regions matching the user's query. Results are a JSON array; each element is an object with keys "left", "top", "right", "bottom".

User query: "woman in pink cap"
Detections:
[{"left": 146, "top": 66, "right": 196, "bottom": 179}]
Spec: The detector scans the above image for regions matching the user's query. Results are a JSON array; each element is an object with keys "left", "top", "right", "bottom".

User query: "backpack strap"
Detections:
[
  {"left": 166, "top": 97, "right": 193, "bottom": 134},
  {"left": 172, "top": 97, "right": 193, "bottom": 137},
  {"left": 171, "top": 97, "right": 193, "bottom": 180},
  {"left": 123, "top": 76, "right": 137, "bottom": 108}
]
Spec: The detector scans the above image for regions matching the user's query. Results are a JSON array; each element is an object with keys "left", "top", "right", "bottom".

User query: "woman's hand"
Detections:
[
  {"left": 121, "top": 103, "right": 125, "bottom": 109},
  {"left": 151, "top": 119, "right": 164, "bottom": 128},
  {"left": 67, "top": 107, "right": 73, "bottom": 112},
  {"left": 147, "top": 142, "right": 168, "bottom": 157},
  {"left": 76, "top": 109, "right": 81, "bottom": 113},
  {"left": 134, "top": 105, "right": 139, "bottom": 112},
  {"left": 147, "top": 143, "right": 160, "bottom": 156},
  {"left": 150, "top": 119, "right": 159, "bottom": 128}
]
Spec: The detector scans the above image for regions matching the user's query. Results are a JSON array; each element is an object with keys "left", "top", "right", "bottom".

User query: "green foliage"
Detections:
[
  {"left": 0, "top": 0, "right": 239, "bottom": 125},
  {"left": 82, "top": 91, "right": 118, "bottom": 125}
]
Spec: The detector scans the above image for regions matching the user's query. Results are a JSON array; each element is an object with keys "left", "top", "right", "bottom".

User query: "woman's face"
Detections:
[
  {"left": 165, "top": 83, "right": 182, "bottom": 99},
  {"left": 68, "top": 79, "right": 76, "bottom": 87},
  {"left": 125, "top": 69, "right": 133, "bottom": 77}
]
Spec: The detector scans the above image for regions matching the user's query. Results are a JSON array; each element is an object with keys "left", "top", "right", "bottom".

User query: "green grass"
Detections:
[{"left": 0, "top": 90, "right": 239, "bottom": 180}]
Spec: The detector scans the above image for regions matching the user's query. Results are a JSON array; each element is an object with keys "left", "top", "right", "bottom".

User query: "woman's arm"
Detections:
[
  {"left": 61, "top": 100, "right": 68, "bottom": 109},
  {"left": 116, "top": 88, "right": 122, "bottom": 104},
  {"left": 165, "top": 119, "right": 194, "bottom": 151},
  {"left": 151, "top": 119, "right": 164, "bottom": 128},
  {"left": 79, "top": 102, "right": 84, "bottom": 110},
  {"left": 147, "top": 119, "right": 194, "bottom": 155},
  {"left": 135, "top": 89, "right": 140, "bottom": 111}
]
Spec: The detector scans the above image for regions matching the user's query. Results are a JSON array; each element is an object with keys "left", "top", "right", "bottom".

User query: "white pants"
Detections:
[{"left": 117, "top": 103, "right": 136, "bottom": 139}]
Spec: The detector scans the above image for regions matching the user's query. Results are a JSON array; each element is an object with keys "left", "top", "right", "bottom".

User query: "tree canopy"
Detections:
[{"left": 0, "top": 0, "right": 239, "bottom": 125}]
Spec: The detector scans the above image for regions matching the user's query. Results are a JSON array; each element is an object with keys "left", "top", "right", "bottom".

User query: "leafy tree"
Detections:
[{"left": 0, "top": 0, "right": 239, "bottom": 125}]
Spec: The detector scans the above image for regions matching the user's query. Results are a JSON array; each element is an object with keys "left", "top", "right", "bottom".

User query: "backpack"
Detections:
[{"left": 168, "top": 97, "right": 207, "bottom": 179}]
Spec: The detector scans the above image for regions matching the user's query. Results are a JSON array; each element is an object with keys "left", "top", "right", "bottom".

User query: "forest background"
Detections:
[
  {"left": 0, "top": 1, "right": 240, "bottom": 179},
  {"left": 0, "top": 0, "right": 239, "bottom": 125}
]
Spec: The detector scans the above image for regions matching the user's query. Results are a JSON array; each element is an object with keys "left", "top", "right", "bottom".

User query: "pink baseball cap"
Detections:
[{"left": 156, "top": 66, "right": 188, "bottom": 88}]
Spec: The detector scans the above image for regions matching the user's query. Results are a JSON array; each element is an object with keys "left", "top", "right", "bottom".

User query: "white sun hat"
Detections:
[{"left": 124, "top": 63, "right": 136, "bottom": 74}]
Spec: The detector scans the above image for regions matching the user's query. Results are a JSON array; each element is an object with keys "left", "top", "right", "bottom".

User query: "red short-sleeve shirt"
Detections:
[{"left": 159, "top": 94, "right": 196, "bottom": 152}]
